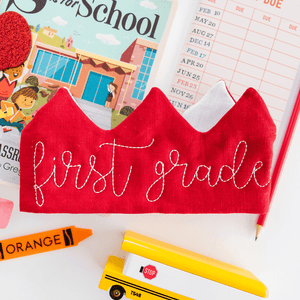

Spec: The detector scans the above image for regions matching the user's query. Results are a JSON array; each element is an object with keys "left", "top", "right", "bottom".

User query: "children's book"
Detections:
[{"left": 0, "top": 0, "right": 177, "bottom": 186}]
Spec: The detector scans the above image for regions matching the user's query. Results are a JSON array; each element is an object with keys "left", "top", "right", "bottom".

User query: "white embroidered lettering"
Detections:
[
  {"left": 33, "top": 140, "right": 270, "bottom": 206},
  {"left": 33, "top": 139, "right": 154, "bottom": 206},
  {"left": 145, "top": 141, "right": 270, "bottom": 201}
]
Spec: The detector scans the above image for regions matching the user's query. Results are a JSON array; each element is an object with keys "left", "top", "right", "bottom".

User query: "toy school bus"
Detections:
[{"left": 99, "top": 231, "right": 268, "bottom": 300}]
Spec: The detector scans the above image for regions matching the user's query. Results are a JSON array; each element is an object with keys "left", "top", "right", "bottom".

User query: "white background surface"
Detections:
[{"left": 1, "top": 0, "right": 300, "bottom": 299}]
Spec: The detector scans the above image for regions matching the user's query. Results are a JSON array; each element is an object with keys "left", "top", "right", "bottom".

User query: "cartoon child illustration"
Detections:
[
  {"left": 0, "top": 63, "right": 26, "bottom": 101},
  {"left": 0, "top": 86, "right": 38, "bottom": 133},
  {"left": 105, "top": 82, "right": 118, "bottom": 108}
]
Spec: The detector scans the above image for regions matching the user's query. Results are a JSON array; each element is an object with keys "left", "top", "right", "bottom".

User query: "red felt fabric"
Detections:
[
  {"left": 20, "top": 87, "right": 276, "bottom": 214},
  {"left": 0, "top": 11, "right": 31, "bottom": 70}
]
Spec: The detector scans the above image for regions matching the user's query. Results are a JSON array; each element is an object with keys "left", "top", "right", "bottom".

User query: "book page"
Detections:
[{"left": 168, "top": 0, "right": 300, "bottom": 131}]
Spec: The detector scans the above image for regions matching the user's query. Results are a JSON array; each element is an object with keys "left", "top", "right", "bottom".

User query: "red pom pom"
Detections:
[{"left": 0, "top": 11, "right": 32, "bottom": 70}]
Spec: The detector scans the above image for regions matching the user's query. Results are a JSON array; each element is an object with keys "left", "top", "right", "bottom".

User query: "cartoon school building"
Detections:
[{"left": 24, "top": 38, "right": 158, "bottom": 111}]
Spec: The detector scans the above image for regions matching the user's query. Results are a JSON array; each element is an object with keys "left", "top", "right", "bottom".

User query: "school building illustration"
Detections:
[{"left": 24, "top": 35, "right": 158, "bottom": 111}]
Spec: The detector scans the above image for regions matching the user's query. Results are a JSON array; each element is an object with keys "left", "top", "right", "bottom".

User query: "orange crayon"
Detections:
[{"left": 0, "top": 226, "right": 92, "bottom": 261}]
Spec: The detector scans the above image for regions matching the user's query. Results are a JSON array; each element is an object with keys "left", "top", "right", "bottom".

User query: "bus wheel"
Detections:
[{"left": 109, "top": 285, "right": 125, "bottom": 300}]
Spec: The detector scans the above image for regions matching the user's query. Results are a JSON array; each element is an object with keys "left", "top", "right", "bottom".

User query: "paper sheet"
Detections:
[{"left": 168, "top": 0, "right": 300, "bottom": 130}]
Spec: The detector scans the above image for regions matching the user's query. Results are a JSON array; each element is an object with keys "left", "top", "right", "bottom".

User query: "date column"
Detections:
[{"left": 169, "top": 0, "right": 226, "bottom": 113}]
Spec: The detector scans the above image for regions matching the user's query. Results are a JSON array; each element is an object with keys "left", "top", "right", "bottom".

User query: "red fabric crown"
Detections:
[{"left": 20, "top": 87, "right": 276, "bottom": 214}]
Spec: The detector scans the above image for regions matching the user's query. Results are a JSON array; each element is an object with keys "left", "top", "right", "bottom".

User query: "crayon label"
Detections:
[{"left": 0, "top": 227, "right": 74, "bottom": 260}]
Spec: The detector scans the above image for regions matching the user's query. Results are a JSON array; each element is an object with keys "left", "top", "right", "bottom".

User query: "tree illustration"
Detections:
[
  {"left": 35, "top": 24, "right": 40, "bottom": 32},
  {"left": 25, "top": 76, "right": 39, "bottom": 87},
  {"left": 120, "top": 106, "right": 134, "bottom": 116},
  {"left": 62, "top": 37, "right": 65, "bottom": 45}
]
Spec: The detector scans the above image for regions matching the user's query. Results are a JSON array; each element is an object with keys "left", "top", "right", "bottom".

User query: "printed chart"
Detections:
[{"left": 168, "top": 0, "right": 300, "bottom": 128}]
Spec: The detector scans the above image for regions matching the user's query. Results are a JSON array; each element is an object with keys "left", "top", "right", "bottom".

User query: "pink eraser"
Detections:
[{"left": 0, "top": 198, "right": 14, "bottom": 229}]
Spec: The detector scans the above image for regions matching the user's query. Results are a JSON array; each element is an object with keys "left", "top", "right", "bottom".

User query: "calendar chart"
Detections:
[{"left": 168, "top": 0, "right": 300, "bottom": 129}]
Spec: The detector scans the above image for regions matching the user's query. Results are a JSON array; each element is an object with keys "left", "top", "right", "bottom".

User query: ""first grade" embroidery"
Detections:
[{"left": 33, "top": 139, "right": 270, "bottom": 207}]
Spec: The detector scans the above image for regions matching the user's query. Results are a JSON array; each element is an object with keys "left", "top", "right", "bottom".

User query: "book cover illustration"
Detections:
[{"left": 0, "top": 0, "right": 177, "bottom": 185}]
